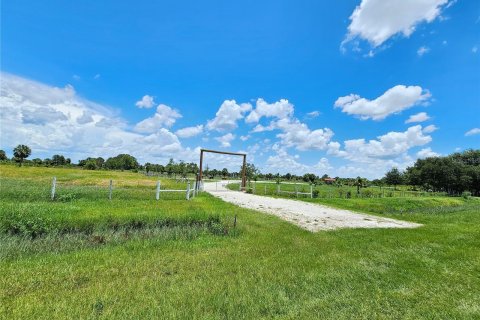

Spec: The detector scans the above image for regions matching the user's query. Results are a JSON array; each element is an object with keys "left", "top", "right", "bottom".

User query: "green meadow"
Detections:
[{"left": 1, "top": 165, "right": 479, "bottom": 319}]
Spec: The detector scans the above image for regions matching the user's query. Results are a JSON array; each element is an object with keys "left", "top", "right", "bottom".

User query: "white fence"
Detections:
[{"left": 49, "top": 177, "right": 200, "bottom": 201}]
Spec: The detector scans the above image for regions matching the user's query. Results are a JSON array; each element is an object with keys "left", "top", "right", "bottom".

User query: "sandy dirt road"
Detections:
[{"left": 204, "top": 181, "right": 421, "bottom": 232}]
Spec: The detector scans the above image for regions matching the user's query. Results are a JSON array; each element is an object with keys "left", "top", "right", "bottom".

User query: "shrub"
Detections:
[
  {"left": 312, "top": 190, "right": 319, "bottom": 198},
  {"left": 346, "top": 191, "right": 351, "bottom": 199},
  {"left": 462, "top": 191, "right": 472, "bottom": 199}
]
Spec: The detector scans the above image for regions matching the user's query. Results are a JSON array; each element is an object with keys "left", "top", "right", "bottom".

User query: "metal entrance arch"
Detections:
[{"left": 198, "top": 149, "right": 247, "bottom": 191}]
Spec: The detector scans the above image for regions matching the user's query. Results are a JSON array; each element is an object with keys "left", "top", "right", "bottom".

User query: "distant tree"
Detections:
[
  {"left": 13, "top": 144, "right": 31, "bottom": 166},
  {"left": 105, "top": 154, "right": 139, "bottom": 170},
  {"left": 303, "top": 173, "right": 317, "bottom": 184},
  {"left": 355, "top": 176, "right": 366, "bottom": 195},
  {"left": 405, "top": 150, "right": 480, "bottom": 195},
  {"left": 32, "top": 158, "right": 43, "bottom": 166},
  {"left": 384, "top": 167, "right": 404, "bottom": 190},
  {"left": 166, "top": 158, "right": 175, "bottom": 177},
  {"left": 52, "top": 154, "right": 66, "bottom": 166},
  {"left": 95, "top": 157, "right": 104, "bottom": 169},
  {"left": 242, "top": 163, "right": 259, "bottom": 181},
  {"left": 0, "top": 150, "right": 7, "bottom": 161},
  {"left": 321, "top": 174, "right": 329, "bottom": 180},
  {"left": 221, "top": 168, "right": 229, "bottom": 178},
  {"left": 84, "top": 159, "right": 97, "bottom": 170}
]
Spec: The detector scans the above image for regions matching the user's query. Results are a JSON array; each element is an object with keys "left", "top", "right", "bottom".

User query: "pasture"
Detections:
[
  {"left": 228, "top": 181, "right": 447, "bottom": 199},
  {"left": 1, "top": 165, "right": 480, "bottom": 319}
]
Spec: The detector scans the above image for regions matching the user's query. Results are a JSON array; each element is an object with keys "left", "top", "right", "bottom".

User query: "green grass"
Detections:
[
  {"left": 230, "top": 181, "right": 447, "bottom": 198},
  {"left": 1, "top": 165, "right": 480, "bottom": 319}
]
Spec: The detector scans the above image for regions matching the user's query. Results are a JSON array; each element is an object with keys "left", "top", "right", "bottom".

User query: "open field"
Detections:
[
  {"left": 228, "top": 181, "right": 448, "bottom": 199},
  {"left": 1, "top": 165, "right": 480, "bottom": 319}
]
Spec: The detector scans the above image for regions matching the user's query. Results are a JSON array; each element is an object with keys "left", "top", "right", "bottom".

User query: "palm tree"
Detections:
[
  {"left": 13, "top": 144, "right": 31, "bottom": 166},
  {"left": 355, "top": 176, "right": 364, "bottom": 195}
]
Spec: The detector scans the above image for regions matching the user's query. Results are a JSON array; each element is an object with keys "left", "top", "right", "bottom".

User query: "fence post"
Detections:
[
  {"left": 186, "top": 182, "right": 190, "bottom": 200},
  {"left": 193, "top": 181, "right": 197, "bottom": 198},
  {"left": 156, "top": 181, "right": 161, "bottom": 200},
  {"left": 109, "top": 179, "right": 113, "bottom": 200},
  {"left": 310, "top": 184, "right": 313, "bottom": 198},
  {"left": 51, "top": 177, "right": 56, "bottom": 200}
]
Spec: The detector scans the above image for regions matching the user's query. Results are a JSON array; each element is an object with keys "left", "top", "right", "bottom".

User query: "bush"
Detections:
[
  {"left": 312, "top": 190, "right": 319, "bottom": 198},
  {"left": 346, "top": 191, "right": 351, "bottom": 199},
  {"left": 462, "top": 191, "right": 472, "bottom": 199}
]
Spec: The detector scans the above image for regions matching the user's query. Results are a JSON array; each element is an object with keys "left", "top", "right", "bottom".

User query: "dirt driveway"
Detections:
[{"left": 203, "top": 181, "right": 421, "bottom": 232}]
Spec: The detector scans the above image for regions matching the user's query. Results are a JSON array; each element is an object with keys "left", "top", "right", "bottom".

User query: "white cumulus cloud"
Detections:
[
  {"left": 276, "top": 118, "right": 334, "bottom": 151},
  {"left": 406, "top": 112, "right": 430, "bottom": 123},
  {"left": 245, "top": 98, "right": 294, "bottom": 123},
  {"left": 0, "top": 72, "right": 197, "bottom": 164},
  {"left": 175, "top": 125, "right": 204, "bottom": 138},
  {"left": 207, "top": 100, "right": 252, "bottom": 131},
  {"left": 343, "top": 0, "right": 451, "bottom": 48},
  {"left": 215, "top": 133, "right": 235, "bottom": 148},
  {"left": 135, "top": 95, "right": 155, "bottom": 108},
  {"left": 134, "top": 104, "right": 182, "bottom": 133},
  {"left": 331, "top": 125, "right": 432, "bottom": 162},
  {"left": 334, "top": 85, "right": 431, "bottom": 120},
  {"left": 417, "top": 147, "right": 440, "bottom": 158}
]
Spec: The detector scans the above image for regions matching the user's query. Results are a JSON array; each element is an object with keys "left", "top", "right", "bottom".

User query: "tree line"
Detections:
[
  {"left": 1, "top": 145, "right": 478, "bottom": 195},
  {"left": 383, "top": 149, "right": 480, "bottom": 196}
]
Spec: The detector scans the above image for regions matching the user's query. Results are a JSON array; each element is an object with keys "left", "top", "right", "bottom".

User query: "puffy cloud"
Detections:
[
  {"left": 334, "top": 85, "right": 431, "bottom": 120},
  {"left": 406, "top": 112, "right": 430, "bottom": 123},
  {"left": 175, "top": 125, "right": 203, "bottom": 138},
  {"left": 343, "top": 0, "right": 450, "bottom": 48},
  {"left": 417, "top": 147, "right": 440, "bottom": 158},
  {"left": 22, "top": 106, "right": 67, "bottom": 125},
  {"left": 134, "top": 104, "right": 182, "bottom": 133},
  {"left": 245, "top": 98, "right": 294, "bottom": 123},
  {"left": 423, "top": 124, "right": 438, "bottom": 133},
  {"left": 0, "top": 72, "right": 196, "bottom": 164},
  {"left": 417, "top": 46, "right": 430, "bottom": 56},
  {"left": 135, "top": 95, "right": 155, "bottom": 108},
  {"left": 465, "top": 128, "right": 480, "bottom": 136},
  {"left": 265, "top": 148, "right": 332, "bottom": 175},
  {"left": 207, "top": 100, "right": 252, "bottom": 131},
  {"left": 331, "top": 125, "right": 432, "bottom": 163},
  {"left": 136, "top": 128, "right": 182, "bottom": 154},
  {"left": 215, "top": 133, "right": 235, "bottom": 148},
  {"left": 276, "top": 118, "right": 334, "bottom": 151}
]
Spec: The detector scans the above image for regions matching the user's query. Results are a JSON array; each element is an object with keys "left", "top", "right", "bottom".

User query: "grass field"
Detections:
[
  {"left": 1, "top": 165, "right": 480, "bottom": 319},
  {"left": 229, "top": 181, "right": 447, "bottom": 199}
]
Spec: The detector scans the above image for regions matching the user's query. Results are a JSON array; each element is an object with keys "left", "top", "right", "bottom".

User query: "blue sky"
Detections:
[{"left": 1, "top": 0, "right": 479, "bottom": 178}]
